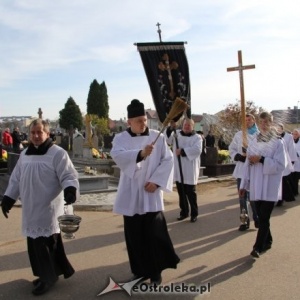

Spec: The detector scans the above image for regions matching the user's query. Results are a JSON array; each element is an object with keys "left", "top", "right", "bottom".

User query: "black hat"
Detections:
[{"left": 127, "top": 99, "right": 146, "bottom": 118}]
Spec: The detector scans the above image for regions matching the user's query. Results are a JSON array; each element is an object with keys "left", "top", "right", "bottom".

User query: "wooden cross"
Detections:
[{"left": 227, "top": 50, "right": 255, "bottom": 148}]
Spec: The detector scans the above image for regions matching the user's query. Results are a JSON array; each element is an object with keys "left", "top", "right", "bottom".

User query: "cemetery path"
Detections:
[{"left": 1, "top": 177, "right": 299, "bottom": 299}]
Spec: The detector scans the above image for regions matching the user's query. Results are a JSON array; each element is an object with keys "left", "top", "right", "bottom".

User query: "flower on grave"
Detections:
[
  {"left": 218, "top": 150, "right": 230, "bottom": 163},
  {"left": 92, "top": 148, "right": 101, "bottom": 158},
  {"left": 104, "top": 152, "right": 112, "bottom": 159},
  {"left": 91, "top": 148, "right": 112, "bottom": 159},
  {"left": 1, "top": 149, "right": 7, "bottom": 161}
]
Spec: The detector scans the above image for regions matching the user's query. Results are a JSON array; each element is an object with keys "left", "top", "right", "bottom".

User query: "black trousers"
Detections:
[
  {"left": 123, "top": 212, "right": 180, "bottom": 278},
  {"left": 291, "top": 171, "right": 300, "bottom": 195},
  {"left": 27, "top": 234, "right": 74, "bottom": 283},
  {"left": 175, "top": 182, "right": 198, "bottom": 218},
  {"left": 253, "top": 201, "right": 275, "bottom": 252},
  {"left": 282, "top": 175, "right": 295, "bottom": 201}
]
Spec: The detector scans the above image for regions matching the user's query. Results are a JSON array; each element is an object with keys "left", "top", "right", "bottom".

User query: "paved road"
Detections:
[{"left": 1, "top": 179, "right": 300, "bottom": 299}]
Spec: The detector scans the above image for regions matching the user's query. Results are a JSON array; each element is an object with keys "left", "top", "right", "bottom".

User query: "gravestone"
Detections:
[
  {"left": 92, "top": 135, "right": 98, "bottom": 149},
  {"left": 103, "top": 135, "right": 114, "bottom": 151},
  {"left": 73, "top": 135, "right": 84, "bottom": 158},
  {"left": 202, "top": 147, "right": 218, "bottom": 166},
  {"left": 60, "top": 135, "right": 69, "bottom": 151},
  {"left": 83, "top": 148, "right": 93, "bottom": 159},
  {"left": 56, "top": 135, "right": 62, "bottom": 145}
]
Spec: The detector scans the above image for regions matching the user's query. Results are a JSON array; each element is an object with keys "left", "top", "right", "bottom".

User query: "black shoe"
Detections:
[
  {"left": 150, "top": 274, "right": 162, "bottom": 286},
  {"left": 238, "top": 223, "right": 249, "bottom": 231},
  {"left": 254, "top": 220, "right": 259, "bottom": 228},
  {"left": 190, "top": 217, "right": 197, "bottom": 223},
  {"left": 32, "top": 280, "right": 56, "bottom": 295},
  {"left": 63, "top": 269, "right": 75, "bottom": 279},
  {"left": 32, "top": 278, "right": 40, "bottom": 286},
  {"left": 177, "top": 215, "right": 188, "bottom": 221},
  {"left": 250, "top": 249, "right": 260, "bottom": 258}
]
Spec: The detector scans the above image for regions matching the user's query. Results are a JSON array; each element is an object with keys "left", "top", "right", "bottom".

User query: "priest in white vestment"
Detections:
[
  {"left": 165, "top": 118, "right": 202, "bottom": 223},
  {"left": 1, "top": 119, "right": 79, "bottom": 295},
  {"left": 240, "top": 112, "right": 287, "bottom": 258},
  {"left": 111, "top": 99, "right": 180, "bottom": 285}
]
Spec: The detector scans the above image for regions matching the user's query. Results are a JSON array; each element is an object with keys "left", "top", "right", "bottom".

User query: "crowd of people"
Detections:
[
  {"left": 1, "top": 127, "right": 28, "bottom": 153},
  {"left": 1, "top": 101, "right": 300, "bottom": 295}
]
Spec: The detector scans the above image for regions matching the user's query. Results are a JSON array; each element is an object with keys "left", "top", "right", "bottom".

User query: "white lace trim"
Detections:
[{"left": 23, "top": 226, "right": 60, "bottom": 239}]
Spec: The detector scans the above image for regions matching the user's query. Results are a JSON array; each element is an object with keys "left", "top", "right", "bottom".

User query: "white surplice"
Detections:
[
  {"left": 110, "top": 129, "right": 174, "bottom": 216},
  {"left": 240, "top": 135, "right": 287, "bottom": 201},
  {"left": 4, "top": 145, "right": 79, "bottom": 238},
  {"left": 166, "top": 131, "right": 202, "bottom": 185},
  {"left": 229, "top": 130, "right": 258, "bottom": 179},
  {"left": 282, "top": 132, "right": 297, "bottom": 176},
  {"left": 294, "top": 139, "right": 300, "bottom": 172}
]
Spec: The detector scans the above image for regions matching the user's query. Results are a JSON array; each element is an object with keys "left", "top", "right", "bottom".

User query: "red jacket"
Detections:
[{"left": 2, "top": 131, "right": 13, "bottom": 146}]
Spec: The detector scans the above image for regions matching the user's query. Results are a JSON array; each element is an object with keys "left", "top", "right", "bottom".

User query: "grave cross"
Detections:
[
  {"left": 38, "top": 107, "right": 43, "bottom": 119},
  {"left": 227, "top": 50, "right": 255, "bottom": 148}
]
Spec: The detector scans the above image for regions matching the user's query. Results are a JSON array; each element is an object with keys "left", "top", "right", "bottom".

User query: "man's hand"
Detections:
[
  {"left": 176, "top": 148, "right": 182, "bottom": 156},
  {"left": 239, "top": 189, "right": 246, "bottom": 198},
  {"left": 64, "top": 186, "right": 77, "bottom": 205},
  {"left": 248, "top": 155, "right": 261, "bottom": 165},
  {"left": 144, "top": 182, "right": 158, "bottom": 193},
  {"left": 1, "top": 196, "right": 16, "bottom": 218},
  {"left": 141, "top": 144, "right": 154, "bottom": 158}
]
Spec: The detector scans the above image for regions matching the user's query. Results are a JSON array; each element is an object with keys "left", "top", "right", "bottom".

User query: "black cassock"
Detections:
[
  {"left": 124, "top": 211, "right": 180, "bottom": 278},
  {"left": 27, "top": 233, "right": 74, "bottom": 283}
]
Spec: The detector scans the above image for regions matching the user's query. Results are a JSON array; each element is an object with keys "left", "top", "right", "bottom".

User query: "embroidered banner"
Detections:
[{"left": 136, "top": 42, "right": 191, "bottom": 123}]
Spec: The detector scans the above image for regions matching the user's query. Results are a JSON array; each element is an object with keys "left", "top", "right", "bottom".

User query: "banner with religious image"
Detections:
[{"left": 136, "top": 42, "right": 191, "bottom": 123}]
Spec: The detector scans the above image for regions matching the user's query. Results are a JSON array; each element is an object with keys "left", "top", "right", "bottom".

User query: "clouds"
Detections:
[{"left": 0, "top": 0, "right": 299, "bottom": 120}]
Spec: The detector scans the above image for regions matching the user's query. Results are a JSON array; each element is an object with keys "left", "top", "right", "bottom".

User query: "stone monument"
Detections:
[
  {"left": 73, "top": 134, "right": 84, "bottom": 158},
  {"left": 83, "top": 115, "right": 94, "bottom": 159}
]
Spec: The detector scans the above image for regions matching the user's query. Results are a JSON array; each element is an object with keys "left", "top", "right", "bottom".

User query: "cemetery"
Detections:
[{"left": 0, "top": 117, "right": 119, "bottom": 205}]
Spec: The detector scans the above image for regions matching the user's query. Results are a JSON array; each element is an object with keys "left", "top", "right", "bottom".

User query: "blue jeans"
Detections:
[{"left": 237, "top": 178, "right": 259, "bottom": 222}]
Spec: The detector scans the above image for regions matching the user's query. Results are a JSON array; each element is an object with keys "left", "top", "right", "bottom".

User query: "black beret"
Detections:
[{"left": 127, "top": 99, "right": 146, "bottom": 118}]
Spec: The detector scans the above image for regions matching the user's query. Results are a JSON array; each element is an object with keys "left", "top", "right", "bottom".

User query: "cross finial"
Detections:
[
  {"left": 38, "top": 107, "right": 43, "bottom": 119},
  {"left": 156, "top": 22, "right": 162, "bottom": 42}
]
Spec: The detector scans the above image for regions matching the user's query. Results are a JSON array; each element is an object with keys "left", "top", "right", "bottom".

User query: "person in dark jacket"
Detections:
[
  {"left": 11, "top": 127, "right": 23, "bottom": 153},
  {"left": 205, "top": 131, "right": 215, "bottom": 147}
]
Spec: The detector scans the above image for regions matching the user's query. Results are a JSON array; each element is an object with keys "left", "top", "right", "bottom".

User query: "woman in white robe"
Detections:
[{"left": 240, "top": 112, "right": 287, "bottom": 258}]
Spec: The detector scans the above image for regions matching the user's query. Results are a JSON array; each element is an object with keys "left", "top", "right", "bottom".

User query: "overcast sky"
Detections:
[{"left": 0, "top": 0, "right": 299, "bottom": 121}]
